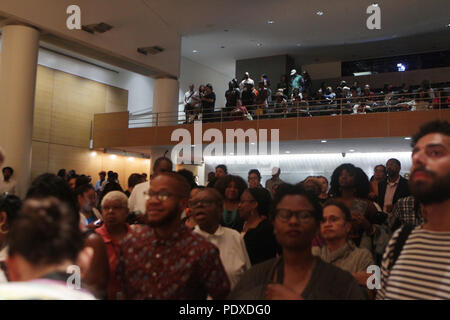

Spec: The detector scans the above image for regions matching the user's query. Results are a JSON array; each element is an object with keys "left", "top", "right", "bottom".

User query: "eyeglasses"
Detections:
[
  {"left": 275, "top": 209, "right": 314, "bottom": 223},
  {"left": 144, "top": 190, "right": 178, "bottom": 202},
  {"left": 188, "top": 199, "right": 217, "bottom": 209}
]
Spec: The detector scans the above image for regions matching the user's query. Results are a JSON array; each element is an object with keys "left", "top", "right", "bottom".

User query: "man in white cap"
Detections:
[
  {"left": 265, "top": 167, "right": 285, "bottom": 198},
  {"left": 290, "top": 69, "right": 303, "bottom": 96},
  {"left": 239, "top": 72, "right": 254, "bottom": 92}
]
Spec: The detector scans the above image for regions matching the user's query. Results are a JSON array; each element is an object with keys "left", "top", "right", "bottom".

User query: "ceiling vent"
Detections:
[
  {"left": 82, "top": 22, "right": 113, "bottom": 34},
  {"left": 137, "top": 46, "right": 165, "bottom": 55}
]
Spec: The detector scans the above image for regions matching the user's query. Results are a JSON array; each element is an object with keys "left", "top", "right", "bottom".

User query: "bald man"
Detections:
[{"left": 117, "top": 172, "right": 230, "bottom": 300}]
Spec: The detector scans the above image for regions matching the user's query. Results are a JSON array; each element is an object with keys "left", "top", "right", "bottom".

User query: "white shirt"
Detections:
[
  {"left": 128, "top": 181, "right": 149, "bottom": 215},
  {"left": 0, "top": 179, "right": 16, "bottom": 195},
  {"left": 194, "top": 225, "right": 251, "bottom": 289},
  {"left": 184, "top": 90, "right": 196, "bottom": 105}
]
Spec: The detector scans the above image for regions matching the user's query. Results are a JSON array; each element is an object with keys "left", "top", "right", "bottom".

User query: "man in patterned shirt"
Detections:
[
  {"left": 378, "top": 120, "right": 450, "bottom": 300},
  {"left": 117, "top": 172, "right": 230, "bottom": 299},
  {"left": 388, "top": 195, "right": 424, "bottom": 232}
]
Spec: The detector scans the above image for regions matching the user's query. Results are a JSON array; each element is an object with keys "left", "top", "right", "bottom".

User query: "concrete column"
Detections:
[
  {"left": 0, "top": 25, "right": 40, "bottom": 198},
  {"left": 152, "top": 77, "right": 179, "bottom": 126}
]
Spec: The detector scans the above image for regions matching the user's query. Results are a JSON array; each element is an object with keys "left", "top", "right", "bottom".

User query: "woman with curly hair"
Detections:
[
  {"left": 214, "top": 175, "right": 247, "bottom": 232},
  {"left": 329, "top": 164, "right": 389, "bottom": 264}
]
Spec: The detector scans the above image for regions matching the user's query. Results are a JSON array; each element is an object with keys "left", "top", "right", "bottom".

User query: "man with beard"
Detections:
[
  {"left": 117, "top": 172, "right": 230, "bottom": 299},
  {"left": 377, "top": 158, "right": 410, "bottom": 214},
  {"left": 378, "top": 120, "right": 450, "bottom": 300}
]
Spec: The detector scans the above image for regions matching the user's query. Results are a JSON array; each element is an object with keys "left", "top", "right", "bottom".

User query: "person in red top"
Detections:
[
  {"left": 116, "top": 172, "right": 230, "bottom": 300},
  {"left": 96, "top": 191, "right": 131, "bottom": 300}
]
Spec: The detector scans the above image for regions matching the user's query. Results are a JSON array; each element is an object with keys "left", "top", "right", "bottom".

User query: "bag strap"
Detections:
[{"left": 388, "top": 224, "right": 414, "bottom": 271}]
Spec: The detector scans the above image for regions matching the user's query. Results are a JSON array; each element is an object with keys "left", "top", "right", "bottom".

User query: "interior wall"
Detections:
[
  {"left": 205, "top": 152, "right": 412, "bottom": 188},
  {"left": 235, "top": 55, "right": 294, "bottom": 94},
  {"left": 31, "top": 64, "right": 149, "bottom": 189},
  {"left": 179, "top": 57, "right": 232, "bottom": 114},
  {"left": 301, "top": 61, "right": 342, "bottom": 80}
]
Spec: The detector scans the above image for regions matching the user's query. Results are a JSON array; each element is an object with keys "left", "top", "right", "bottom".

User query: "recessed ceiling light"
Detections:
[
  {"left": 220, "top": 45, "right": 225, "bottom": 49},
  {"left": 192, "top": 50, "right": 198, "bottom": 53},
  {"left": 250, "top": 142, "right": 256, "bottom": 145},
  {"left": 316, "top": 11, "right": 324, "bottom": 16},
  {"left": 285, "top": 151, "right": 291, "bottom": 154},
  {"left": 296, "top": 43, "right": 302, "bottom": 47},
  {"left": 229, "top": 152, "right": 234, "bottom": 155},
  {"left": 267, "top": 20, "right": 274, "bottom": 24},
  {"left": 191, "top": 144, "right": 196, "bottom": 147},
  {"left": 349, "top": 149, "right": 355, "bottom": 152},
  {"left": 256, "top": 43, "right": 262, "bottom": 47},
  {"left": 371, "top": 3, "right": 379, "bottom": 7},
  {"left": 321, "top": 140, "right": 327, "bottom": 143},
  {"left": 447, "top": 24, "right": 450, "bottom": 27},
  {"left": 404, "top": 137, "right": 411, "bottom": 140}
]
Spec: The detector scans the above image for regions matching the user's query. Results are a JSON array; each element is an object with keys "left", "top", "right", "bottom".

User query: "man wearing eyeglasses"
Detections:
[
  {"left": 116, "top": 172, "right": 230, "bottom": 300},
  {"left": 229, "top": 184, "right": 366, "bottom": 300},
  {"left": 190, "top": 188, "right": 251, "bottom": 290}
]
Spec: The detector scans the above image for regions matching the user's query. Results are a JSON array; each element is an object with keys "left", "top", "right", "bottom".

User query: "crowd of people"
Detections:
[
  {"left": 0, "top": 119, "right": 449, "bottom": 300},
  {"left": 183, "top": 71, "right": 450, "bottom": 123}
]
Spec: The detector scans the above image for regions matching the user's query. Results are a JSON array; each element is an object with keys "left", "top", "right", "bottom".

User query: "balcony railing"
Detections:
[{"left": 129, "top": 90, "right": 449, "bottom": 128}]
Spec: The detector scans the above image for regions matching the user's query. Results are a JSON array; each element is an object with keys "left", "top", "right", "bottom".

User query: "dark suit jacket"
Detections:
[{"left": 378, "top": 176, "right": 410, "bottom": 210}]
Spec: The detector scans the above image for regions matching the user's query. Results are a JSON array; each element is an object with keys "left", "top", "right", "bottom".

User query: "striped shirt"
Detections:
[{"left": 377, "top": 225, "right": 450, "bottom": 300}]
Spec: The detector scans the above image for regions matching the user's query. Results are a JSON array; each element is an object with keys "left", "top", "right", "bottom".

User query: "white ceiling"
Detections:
[{"left": 145, "top": 0, "right": 450, "bottom": 76}]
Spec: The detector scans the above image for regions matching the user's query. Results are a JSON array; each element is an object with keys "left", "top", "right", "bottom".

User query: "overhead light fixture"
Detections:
[
  {"left": 250, "top": 142, "right": 256, "bottom": 145},
  {"left": 192, "top": 50, "right": 199, "bottom": 53},
  {"left": 229, "top": 152, "right": 234, "bottom": 155},
  {"left": 127, "top": 157, "right": 134, "bottom": 162},
  {"left": 137, "top": 46, "right": 165, "bottom": 55},
  {"left": 404, "top": 137, "right": 411, "bottom": 140},
  {"left": 316, "top": 11, "right": 324, "bottom": 16},
  {"left": 191, "top": 145, "right": 196, "bottom": 147},
  {"left": 285, "top": 151, "right": 291, "bottom": 154},
  {"left": 321, "top": 140, "right": 327, "bottom": 143},
  {"left": 256, "top": 43, "right": 262, "bottom": 47},
  {"left": 447, "top": 23, "right": 450, "bottom": 27},
  {"left": 90, "top": 151, "right": 97, "bottom": 157},
  {"left": 353, "top": 71, "right": 372, "bottom": 76},
  {"left": 82, "top": 22, "right": 113, "bottom": 34},
  {"left": 349, "top": 149, "right": 355, "bottom": 152},
  {"left": 371, "top": 3, "right": 379, "bottom": 7},
  {"left": 110, "top": 155, "right": 117, "bottom": 160},
  {"left": 267, "top": 20, "right": 274, "bottom": 24},
  {"left": 296, "top": 43, "right": 302, "bottom": 47}
]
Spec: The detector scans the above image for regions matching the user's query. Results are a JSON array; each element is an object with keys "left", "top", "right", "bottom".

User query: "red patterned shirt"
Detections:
[{"left": 116, "top": 224, "right": 230, "bottom": 300}]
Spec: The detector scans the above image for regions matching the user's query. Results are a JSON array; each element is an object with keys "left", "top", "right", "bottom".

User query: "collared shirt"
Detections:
[
  {"left": 312, "top": 241, "right": 374, "bottom": 274},
  {"left": 184, "top": 90, "right": 196, "bottom": 105},
  {"left": 194, "top": 225, "right": 251, "bottom": 290},
  {"left": 383, "top": 176, "right": 400, "bottom": 212},
  {"left": 96, "top": 224, "right": 131, "bottom": 300},
  {"left": 0, "top": 179, "right": 16, "bottom": 195},
  {"left": 391, "top": 196, "right": 424, "bottom": 227},
  {"left": 127, "top": 181, "right": 149, "bottom": 215},
  {"left": 117, "top": 224, "right": 230, "bottom": 300},
  {"left": 94, "top": 180, "right": 104, "bottom": 192}
]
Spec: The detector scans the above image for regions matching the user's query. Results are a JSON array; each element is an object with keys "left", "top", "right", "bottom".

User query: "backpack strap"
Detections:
[{"left": 388, "top": 224, "right": 415, "bottom": 271}]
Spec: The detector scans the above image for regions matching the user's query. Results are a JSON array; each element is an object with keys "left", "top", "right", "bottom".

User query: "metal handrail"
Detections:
[{"left": 128, "top": 89, "right": 449, "bottom": 128}]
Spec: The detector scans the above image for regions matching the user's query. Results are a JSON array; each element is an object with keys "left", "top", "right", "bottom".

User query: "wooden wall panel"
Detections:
[
  {"left": 342, "top": 113, "right": 389, "bottom": 138},
  {"left": 50, "top": 71, "right": 106, "bottom": 148},
  {"left": 30, "top": 65, "right": 130, "bottom": 186},
  {"left": 30, "top": 141, "right": 50, "bottom": 181},
  {"left": 33, "top": 66, "right": 54, "bottom": 141},
  {"left": 106, "top": 86, "right": 128, "bottom": 113}
]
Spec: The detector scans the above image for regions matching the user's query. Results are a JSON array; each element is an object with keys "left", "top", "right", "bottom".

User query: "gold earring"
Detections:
[{"left": 0, "top": 222, "right": 8, "bottom": 234}]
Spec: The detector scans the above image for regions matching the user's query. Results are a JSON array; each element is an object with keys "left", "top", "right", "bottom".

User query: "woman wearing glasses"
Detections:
[
  {"left": 229, "top": 183, "right": 366, "bottom": 300},
  {"left": 238, "top": 188, "right": 279, "bottom": 265}
]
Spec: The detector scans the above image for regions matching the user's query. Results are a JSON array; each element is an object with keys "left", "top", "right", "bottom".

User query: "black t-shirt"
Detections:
[
  {"left": 225, "top": 89, "right": 240, "bottom": 107},
  {"left": 244, "top": 219, "right": 280, "bottom": 265},
  {"left": 202, "top": 92, "right": 216, "bottom": 110},
  {"left": 241, "top": 89, "right": 256, "bottom": 106}
]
